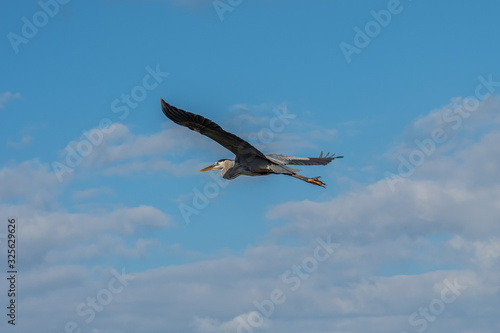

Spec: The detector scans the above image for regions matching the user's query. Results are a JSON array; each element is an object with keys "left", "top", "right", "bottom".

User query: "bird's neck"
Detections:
[{"left": 221, "top": 160, "right": 234, "bottom": 178}]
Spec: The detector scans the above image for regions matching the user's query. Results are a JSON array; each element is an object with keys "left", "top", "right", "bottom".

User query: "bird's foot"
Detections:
[{"left": 307, "top": 176, "right": 326, "bottom": 188}]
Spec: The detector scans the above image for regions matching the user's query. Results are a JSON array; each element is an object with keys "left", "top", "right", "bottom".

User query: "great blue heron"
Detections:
[{"left": 161, "top": 99, "right": 343, "bottom": 188}]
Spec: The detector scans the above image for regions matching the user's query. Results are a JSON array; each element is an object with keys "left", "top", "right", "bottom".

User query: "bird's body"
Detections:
[{"left": 161, "top": 99, "right": 343, "bottom": 187}]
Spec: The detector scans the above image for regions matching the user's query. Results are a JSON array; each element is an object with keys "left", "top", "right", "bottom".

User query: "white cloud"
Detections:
[
  {"left": 21, "top": 264, "right": 90, "bottom": 297},
  {"left": 250, "top": 96, "right": 500, "bottom": 331},
  {"left": 192, "top": 311, "right": 269, "bottom": 333},
  {"left": 14, "top": 245, "right": 495, "bottom": 333},
  {"left": 449, "top": 236, "right": 500, "bottom": 269},
  {"left": 6, "top": 95, "right": 500, "bottom": 333},
  {"left": 44, "top": 236, "right": 156, "bottom": 263},
  {"left": 267, "top": 176, "right": 500, "bottom": 242},
  {"left": 412, "top": 95, "right": 500, "bottom": 133},
  {"left": 63, "top": 123, "right": 182, "bottom": 167},
  {"left": 56, "top": 103, "right": 343, "bottom": 180},
  {"left": 22, "top": 204, "right": 171, "bottom": 243},
  {"left": 3, "top": 202, "right": 172, "bottom": 268},
  {"left": 389, "top": 95, "right": 500, "bottom": 160},
  {"left": 0, "top": 157, "right": 172, "bottom": 268},
  {"left": 57, "top": 122, "right": 225, "bottom": 178},
  {"left": 0, "top": 159, "right": 63, "bottom": 207}
]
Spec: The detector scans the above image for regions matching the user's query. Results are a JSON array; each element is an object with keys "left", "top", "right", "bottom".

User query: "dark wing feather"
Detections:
[
  {"left": 161, "top": 99, "right": 267, "bottom": 161},
  {"left": 266, "top": 152, "right": 343, "bottom": 166}
]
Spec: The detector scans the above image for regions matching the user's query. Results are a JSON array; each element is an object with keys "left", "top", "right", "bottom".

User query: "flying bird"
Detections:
[{"left": 161, "top": 99, "right": 343, "bottom": 188}]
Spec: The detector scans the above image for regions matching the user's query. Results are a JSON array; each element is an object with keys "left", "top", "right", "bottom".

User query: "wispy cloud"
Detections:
[
  {"left": 55, "top": 102, "right": 342, "bottom": 180},
  {"left": 7, "top": 135, "right": 32, "bottom": 148},
  {"left": 391, "top": 95, "right": 500, "bottom": 159},
  {"left": 73, "top": 187, "right": 115, "bottom": 200},
  {"left": 7, "top": 202, "right": 172, "bottom": 269},
  {"left": 103, "top": 158, "right": 203, "bottom": 177},
  {"left": 0, "top": 91, "right": 20, "bottom": 108},
  {"left": 107, "top": 0, "right": 213, "bottom": 10},
  {"left": 15, "top": 243, "right": 488, "bottom": 333},
  {"left": 5, "top": 94, "right": 500, "bottom": 333},
  {"left": 225, "top": 102, "right": 341, "bottom": 154},
  {"left": 192, "top": 311, "right": 269, "bottom": 333},
  {"left": 268, "top": 100, "right": 500, "bottom": 242},
  {"left": 54, "top": 122, "right": 207, "bottom": 180},
  {"left": 0, "top": 159, "right": 63, "bottom": 207}
]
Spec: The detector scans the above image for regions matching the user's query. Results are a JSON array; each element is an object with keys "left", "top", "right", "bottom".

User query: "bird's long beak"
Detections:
[{"left": 200, "top": 164, "right": 217, "bottom": 172}]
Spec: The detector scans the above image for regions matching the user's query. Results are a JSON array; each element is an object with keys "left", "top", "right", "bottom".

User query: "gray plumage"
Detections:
[
  {"left": 161, "top": 99, "right": 343, "bottom": 187},
  {"left": 266, "top": 152, "right": 340, "bottom": 166}
]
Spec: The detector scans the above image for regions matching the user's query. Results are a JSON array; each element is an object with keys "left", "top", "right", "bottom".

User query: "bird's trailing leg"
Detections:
[{"left": 290, "top": 173, "right": 327, "bottom": 188}]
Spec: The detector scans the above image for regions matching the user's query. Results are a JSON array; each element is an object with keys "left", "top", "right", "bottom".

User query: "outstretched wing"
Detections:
[
  {"left": 266, "top": 152, "right": 343, "bottom": 166},
  {"left": 161, "top": 99, "right": 267, "bottom": 162}
]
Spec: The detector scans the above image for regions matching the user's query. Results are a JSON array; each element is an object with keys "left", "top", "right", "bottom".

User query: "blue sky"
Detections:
[{"left": 1, "top": 0, "right": 500, "bottom": 332}]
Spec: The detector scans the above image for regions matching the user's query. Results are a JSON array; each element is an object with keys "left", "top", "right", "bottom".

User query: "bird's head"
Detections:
[{"left": 200, "top": 159, "right": 232, "bottom": 172}]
